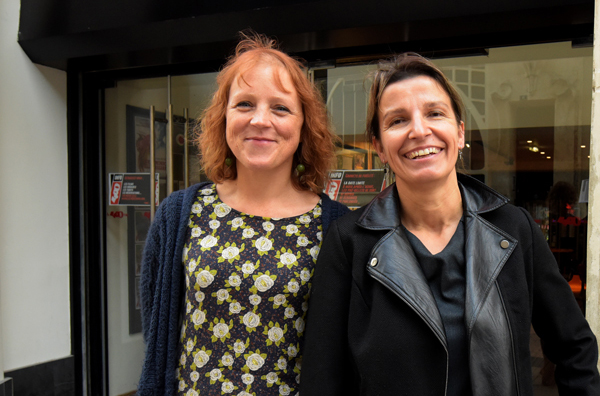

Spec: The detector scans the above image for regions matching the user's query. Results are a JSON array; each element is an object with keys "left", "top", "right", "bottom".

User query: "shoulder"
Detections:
[
  {"left": 154, "top": 182, "right": 213, "bottom": 224},
  {"left": 175, "top": 182, "right": 213, "bottom": 207},
  {"left": 480, "top": 202, "right": 539, "bottom": 249},
  {"left": 482, "top": 202, "right": 532, "bottom": 229},
  {"left": 325, "top": 204, "right": 372, "bottom": 243},
  {"left": 319, "top": 193, "right": 350, "bottom": 219}
]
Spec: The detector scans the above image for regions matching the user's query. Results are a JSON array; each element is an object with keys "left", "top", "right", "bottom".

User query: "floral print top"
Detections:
[{"left": 176, "top": 184, "right": 323, "bottom": 396}]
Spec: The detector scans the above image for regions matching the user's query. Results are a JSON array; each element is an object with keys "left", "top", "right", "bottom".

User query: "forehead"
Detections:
[
  {"left": 231, "top": 58, "right": 295, "bottom": 92},
  {"left": 380, "top": 75, "right": 451, "bottom": 107}
]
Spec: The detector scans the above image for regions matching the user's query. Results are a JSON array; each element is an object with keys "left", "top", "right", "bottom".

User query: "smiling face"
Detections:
[
  {"left": 226, "top": 60, "right": 304, "bottom": 176},
  {"left": 373, "top": 75, "right": 465, "bottom": 189}
]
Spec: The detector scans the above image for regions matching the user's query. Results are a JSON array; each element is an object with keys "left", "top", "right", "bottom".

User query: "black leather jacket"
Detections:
[{"left": 301, "top": 174, "right": 600, "bottom": 396}]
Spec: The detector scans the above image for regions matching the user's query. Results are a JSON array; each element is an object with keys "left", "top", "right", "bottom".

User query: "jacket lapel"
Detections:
[
  {"left": 461, "top": 181, "right": 519, "bottom": 396},
  {"left": 463, "top": 210, "right": 517, "bottom": 332},
  {"left": 368, "top": 228, "right": 447, "bottom": 346},
  {"left": 457, "top": 174, "right": 516, "bottom": 330},
  {"left": 357, "top": 185, "right": 446, "bottom": 346}
]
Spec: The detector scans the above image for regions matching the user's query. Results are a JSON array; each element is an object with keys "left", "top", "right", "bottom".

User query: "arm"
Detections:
[
  {"left": 300, "top": 220, "right": 358, "bottom": 395},
  {"left": 524, "top": 208, "right": 600, "bottom": 394},
  {"left": 140, "top": 185, "right": 196, "bottom": 339},
  {"left": 140, "top": 198, "right": 168, "bottom": 341}
]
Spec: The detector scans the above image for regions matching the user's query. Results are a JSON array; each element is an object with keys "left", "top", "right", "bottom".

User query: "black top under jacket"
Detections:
[{"left": 404, "top": 217, "right": 473, "bottom": 396}]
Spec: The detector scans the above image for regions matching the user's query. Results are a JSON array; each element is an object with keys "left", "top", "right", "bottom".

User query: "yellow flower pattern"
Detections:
[{"left": 176, "top": 185, "right": 322, "bottom": 396}]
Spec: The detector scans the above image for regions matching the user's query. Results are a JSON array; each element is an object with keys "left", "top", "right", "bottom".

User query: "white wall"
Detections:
[
  {"left": 0, "top": 0, "right": 70, "bottom": 372},
  {"left": 587, "top": 0, "right": 600, "bottom": 372}
]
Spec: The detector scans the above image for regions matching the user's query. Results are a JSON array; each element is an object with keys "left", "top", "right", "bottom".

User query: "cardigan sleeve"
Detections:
[
  {"left": 140, "top": 183, "right": 204, "bottom": 338},
  {"left": 300, "top": 219, "right": 358, "bottom": 395},
  {"left": 140, "top": 196, "right": 169, "bottom": 341},
  {"left": 138, "top": 187, "right": 190, "bottom": 395},
  {"left": 524, "top": 208, "right": 600, "bottom": 394}
]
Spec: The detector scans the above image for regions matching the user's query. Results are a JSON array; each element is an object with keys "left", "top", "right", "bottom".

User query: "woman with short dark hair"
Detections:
[{"left": 300, "top": 53, "right": 600, "bottom": 396}]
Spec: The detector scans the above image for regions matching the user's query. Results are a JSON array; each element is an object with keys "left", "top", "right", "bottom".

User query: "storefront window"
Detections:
[
  {"left": 101, "top": 41, "right": 591, "bottom": 396},
  {"left": 103, "top": 73, "right": 217, "bottom": 395}
]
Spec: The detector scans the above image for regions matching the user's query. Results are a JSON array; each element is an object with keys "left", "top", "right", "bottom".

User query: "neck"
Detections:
[
  {"left": 396, "top": 174, "right": 463, "bottom": 233},
  {"left": 216, "top": 166, "right": 319, "bottom": 218}
]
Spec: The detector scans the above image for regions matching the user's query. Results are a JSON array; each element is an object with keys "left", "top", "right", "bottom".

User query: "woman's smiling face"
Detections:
[
  {"left": 373, "top": 75, "right": 464, "bottom": 189},
  {"left": 225, "top": 60, "right": 304, "bottom": 175}
]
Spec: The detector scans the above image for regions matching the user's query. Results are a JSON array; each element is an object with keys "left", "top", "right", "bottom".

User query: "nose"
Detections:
[
  {"left": 408, "top": 113, "right": 431, "bottom": 139},
  {"left": 250, "top": 106, "right": 271, "bottom": 127}
]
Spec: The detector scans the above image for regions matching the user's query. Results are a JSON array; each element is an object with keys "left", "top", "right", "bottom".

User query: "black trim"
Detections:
[
  {"left": 19, "top": 1, "right": 594, "bottom": 71},
  {"left": 0, "top": 378, "right": 13, "bottom": 396},
  {"left": 4, "top": 357, "right": 74, "bottom": 396},
  {"left": 67, "top": 68, "right": 84, "bottom": 396},
  {"left": 68, "top": 70, "right": 109, "bottom": 395}
]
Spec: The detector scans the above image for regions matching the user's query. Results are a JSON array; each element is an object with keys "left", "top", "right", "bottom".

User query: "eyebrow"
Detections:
[
  {"left": 424, "top": 101, "right": 451, "bottom": 109},
  {"left": 380, "top": 100, "right": 451, "bottom": 117}
]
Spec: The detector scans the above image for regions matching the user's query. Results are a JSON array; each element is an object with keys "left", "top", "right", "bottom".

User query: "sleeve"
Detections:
[
  {"left": 140, "top": 197, "right": 168, "bottom": 341},
  {"left": 525, "top": 208, "right": 600, "bottom": 394},
  {"left": 300, "top": 219, "right": 358, "bottom": 395}
]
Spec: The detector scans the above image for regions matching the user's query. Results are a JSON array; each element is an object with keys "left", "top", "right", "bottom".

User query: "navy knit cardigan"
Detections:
[{"left": 137, "top": 182, "right": 349, "bottom": 396}]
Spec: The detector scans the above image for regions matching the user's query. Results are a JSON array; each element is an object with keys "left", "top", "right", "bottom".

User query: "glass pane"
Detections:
[
  {"left": 104, "top": 72, "right": 219, "bottom": 395},
  {"left": 326, "top": 64, "right": 378, "bottom": 170},
  {"left": 434, "top": 44, "right": 592, "bottom": 394},
  {"left": 104, "top": 76, "right": 168, "bottom": 395},
  {"left": 171, "top": 72, "right": 219, "bottom": 187}
]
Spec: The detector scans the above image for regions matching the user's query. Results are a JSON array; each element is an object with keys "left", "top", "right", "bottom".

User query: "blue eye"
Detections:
[
  {"left": 274, "top": 105, "right": 290, "bottom": 113},
  {"left": 235, "top": 101, "right": 252, "bottom": 108}
]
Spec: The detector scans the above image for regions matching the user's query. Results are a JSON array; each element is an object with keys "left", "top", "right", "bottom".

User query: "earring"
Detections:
[
  {"left": 458, "top": 149, "right": 463, "bottom": 161},
  {"left": 383, "top": 162, "right": 389, "bottom": 173},
  {"left": 296, "top": 163, "right": 305, "bottom": 174},
  {"left": 225, "top": 157, "right": 233, "bottom": 167}
]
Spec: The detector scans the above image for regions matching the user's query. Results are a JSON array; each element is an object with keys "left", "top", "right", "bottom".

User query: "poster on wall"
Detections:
[
  {"left": 325, "top": 169, "right": 387, "bottom": 209},
  {"left": 108, "top": 172, "right": 159, "bottom": 206}
]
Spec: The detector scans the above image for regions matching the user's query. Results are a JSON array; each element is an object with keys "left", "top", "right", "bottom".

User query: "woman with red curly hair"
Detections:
[{"left": 138, "top": 32, "right": 348, "bottom": 396}]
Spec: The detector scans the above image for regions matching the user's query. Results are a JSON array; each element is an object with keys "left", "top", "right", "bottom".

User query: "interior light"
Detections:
[
  {"left": 546, "top": 156, "right": 551, "bottom": 159},
  {"left": 581, "top": 145, "right": 586, "bottom": 148},
  {"left": 465, "top": 143, "right": 471, "bottom": 148},
  {"left": 527, "top": 140, "right": 533, "bottom": 143},
  {"left": 540, "top": 152, "right": 545, "bottom": 155},
  {"left": 528, "top": 146, "right": 539, "bottom": 152}
]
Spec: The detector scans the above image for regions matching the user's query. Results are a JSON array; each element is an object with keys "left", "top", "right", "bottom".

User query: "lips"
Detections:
[
  {"left": 405, "top": 147, "right": 441, "bottom": 159},
  {"left": 246, "top": 137, "right": 275, "bottom": 143}
]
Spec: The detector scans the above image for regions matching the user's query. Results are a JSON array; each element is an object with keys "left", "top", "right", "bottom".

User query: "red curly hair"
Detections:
[{"left": 195, "top": 32, "right": 337, "bottom": 194}]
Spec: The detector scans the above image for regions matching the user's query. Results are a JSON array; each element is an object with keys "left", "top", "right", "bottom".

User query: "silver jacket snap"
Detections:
[
  {"left": 370, "top": 258, "right": 378, "bottom": 267},
  {"left": 500, "top": 240, "right": 510, "bottom": 249}
]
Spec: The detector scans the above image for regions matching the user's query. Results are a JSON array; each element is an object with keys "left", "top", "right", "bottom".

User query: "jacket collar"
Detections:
[
  {"left": 358, "top": 173, "right": 517, "bottom": 359},
  {"left": 357, "top": 173, "right": 509, "bottom": 230}
]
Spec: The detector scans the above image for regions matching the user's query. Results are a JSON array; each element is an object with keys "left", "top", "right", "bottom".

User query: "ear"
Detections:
[
  {"left": 457, "top": 121, "right": 465, "bottom": 150},
  {"left": 372, "top": 137, "right": 387, "bottom": 163}
]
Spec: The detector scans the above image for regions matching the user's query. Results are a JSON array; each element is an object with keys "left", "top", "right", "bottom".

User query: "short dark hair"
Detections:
[{"left": 366, "top": 52, "right": 465, "bottom": 142}]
